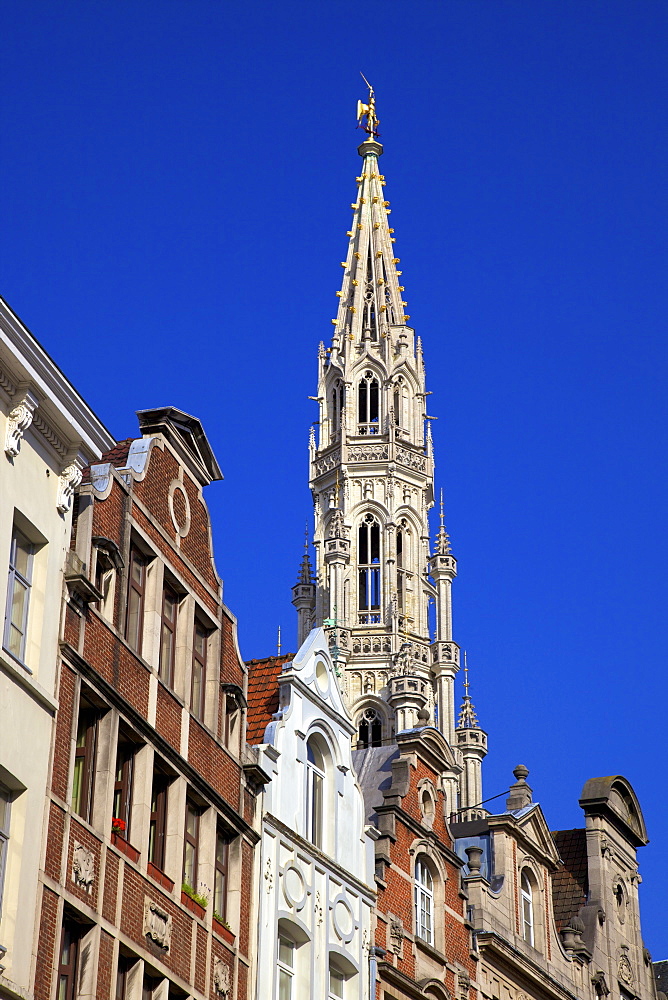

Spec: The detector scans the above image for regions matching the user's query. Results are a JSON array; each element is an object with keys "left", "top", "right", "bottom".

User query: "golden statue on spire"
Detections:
[{"left": 357, "top": 73, "right": 380, "bottom": 138}]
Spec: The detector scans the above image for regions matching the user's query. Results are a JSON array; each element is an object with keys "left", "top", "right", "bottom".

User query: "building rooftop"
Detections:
[
  {"left": 245, "top": 653, "right": 294, "bottom": 746},
  {"left": 551, "top": 828, "right": 589, "bottom": 931}
]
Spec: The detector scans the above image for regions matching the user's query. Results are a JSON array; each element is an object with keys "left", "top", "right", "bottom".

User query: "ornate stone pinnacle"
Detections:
[
  {"left": 297, "top": 526, "right": 314, "bottom": 584},
  {"left": 457, "top": 655, "right": 480, "bottom": 729},
  {"left": 436, "top": 489, "right": 452, "bottom": 555}
]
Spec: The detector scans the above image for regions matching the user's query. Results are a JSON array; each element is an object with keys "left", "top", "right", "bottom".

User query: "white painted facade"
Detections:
[
  {"left": 253, "top": 628, "right": 375, "bottom": 1000},
  {"left": 0, "top": 298, "right": 113, "bottom": 996}
]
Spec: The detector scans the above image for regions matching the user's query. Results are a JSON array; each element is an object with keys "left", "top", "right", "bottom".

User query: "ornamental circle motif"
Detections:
[
  {"left": 282, "top": 863, "right": 307, "bottom": 910},
  {"left": 332, "top": 896, "right": 355, "bottom": 943},
  {"left": 168, "top": 479, "right": 191, "bottom": 538}
]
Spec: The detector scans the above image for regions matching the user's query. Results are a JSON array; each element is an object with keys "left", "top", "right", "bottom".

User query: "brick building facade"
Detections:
[{"left": 34, "top": 407, "right": 258, "bottom": 1000}]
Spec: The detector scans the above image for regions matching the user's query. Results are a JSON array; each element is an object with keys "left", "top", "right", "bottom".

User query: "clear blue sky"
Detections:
[{"left": 2, "top": 0, "right": 666, "bottom": 955}]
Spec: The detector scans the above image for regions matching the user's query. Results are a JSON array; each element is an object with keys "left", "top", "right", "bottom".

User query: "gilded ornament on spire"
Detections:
[{"left": 357, "top": 74, "right": 380, "bottom": 138}]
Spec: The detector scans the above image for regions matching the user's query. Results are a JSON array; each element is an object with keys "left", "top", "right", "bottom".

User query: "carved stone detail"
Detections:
[
  {"left": 314, "top": 449, "right": 341, "bottom": 476},
  {"left": 388, "top": 916, "right": 404, "bottom": 956},
  {"left": 348, "top": 444, "right": 389, "bottom": 462},
  {"left": 72, "top": 842, "right": 95, "bottom": 892},
  {"left": 5, "top": 389, "right": 38, "bottom": 457},
  {"left": 58, "top": 460, "right": 84, "bottom": 514},
  {"left": 213, "top": 958, "right": 231, "bottom": 997},
  {"left": 396, "top": 446, "right": 426, "bottom": 472},
  {"left": 264, "top": 856, "right": 273, "bottom": 892},
  {"left": 618, "top": 951, "right": 634, "bottom": 986},
  {"left": 143, "top": 897, "right": 172, "bottom": 950}
]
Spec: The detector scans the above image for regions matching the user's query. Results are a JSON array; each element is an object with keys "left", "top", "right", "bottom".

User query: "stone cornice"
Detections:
[{"left": 476, "top": 929, "right": 581, "bottom": 1000}]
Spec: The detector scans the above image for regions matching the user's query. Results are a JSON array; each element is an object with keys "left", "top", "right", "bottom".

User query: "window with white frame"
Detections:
[
  {"left": 521, "top": 869, "right": 534, "bottom": 946},
  {"left": 305, "top": 736, "right": 325, "bottom": 849},
  {"left": 0, "top": 785, "right": 11, "bottom": 916},
  {"left": 277, "top": 935, "right": 295, "bottom": 1000},
  {"left": 328, "top": 964, "right": 345, "bottom": 1000},
  {"left": 415, "top": 858, "right": 434, "bottom": 945},
  {"left": 3, "top": 526, "right": 34, "bottom": 662}
]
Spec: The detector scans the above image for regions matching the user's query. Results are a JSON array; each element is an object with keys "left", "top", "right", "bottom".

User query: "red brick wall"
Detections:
[
  {"left": 195, "top": 923, "right": 207, "bottom": 993},
  {"left": 98, "top": 929, "right": 114, "bottom": 1000},
  {"left": 45, "top": 802, "right": 65, "bottom": 880},
  {"left": 34, "top": 887, "right": 58, "bottom": 1000},
  {"left": 52, "top": 663, "right": 75, "bottom": 799},
  {"left": 155, "top": 681, "right": 182, "bottom": 750},
  {"left": 83, "top": 612, "right": 150, "bottom": 717},
  {"left": 103, "top": 849, "right": 119, "bottom": 923},
  {"left": 188, "top": 717, "right": 240, "bottom": 809}
]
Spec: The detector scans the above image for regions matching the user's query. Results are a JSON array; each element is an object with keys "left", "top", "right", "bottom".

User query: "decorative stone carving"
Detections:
[
  {"left": 143, "top": 897, "right": 172, "bottom": 951},
  {"left": 348, "top": 444, "right": 389, "bottom": 462},
  {"left": 213, "top": 958, "right": 231, "bottom": 997},
  {"left": 388, "top": 916, "right": 404, "bottom": 956},
  {"left": 396, "top": 446, "right": 426, "bottom": 472},
  {"left": 592, "top": 972, "right": 610, "bottom": 997},
  {"left": 264, "top": 856, "right": 273, "bottom": 892},
  {"left": 458, "top": 972, "right": 471, "bottom": 999},
  {"left": 72, "top": 842, "right": 95, "bottom": 892},
  {"left": 618, "top": 950, "right": 634, "bottom": 986},
  {"left": 32, "top": 410, "right": 67, "bottom": 458},
  {"left": 58, "top": 459, "right": 84, "bottom": 514},
  {"left": 315, "top": 890, "right": 324, "bottom": 925},
  {"left": 314, "top": 449, "right": 341, "bottom": 476},
  {"left": 5, "top": 388, "right": 38, "bottom": 457}
]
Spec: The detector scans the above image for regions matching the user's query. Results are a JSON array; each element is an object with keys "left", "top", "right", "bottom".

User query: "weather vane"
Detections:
[{"left": 357, "top": 72, "right": 380, "bottom": 138}]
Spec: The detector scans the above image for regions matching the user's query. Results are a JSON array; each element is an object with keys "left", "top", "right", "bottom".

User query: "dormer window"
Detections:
[
  {"left": 357, "top": 371, "right": 379, "bottom": 435},
  {"left": 521, "top": 870, "right": 534, "bottom": 946}
]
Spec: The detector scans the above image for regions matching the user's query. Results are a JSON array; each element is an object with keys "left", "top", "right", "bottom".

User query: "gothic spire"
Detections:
[
  {"left": 457, "top": 654, "right": 481, "bottom": 729},
  {"left": 297, "top": 524, "right": 314, "bottom": 584},
  {"left": 436, "top": 489, "right": 452, "bottom": 555},
  {"left": 329, "top": 84, "right": 410, "bottom": 357}
]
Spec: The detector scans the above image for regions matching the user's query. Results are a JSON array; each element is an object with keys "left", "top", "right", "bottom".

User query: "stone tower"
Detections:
[{"left": 293, "top": 88, "right": 462, "bottom": 752}]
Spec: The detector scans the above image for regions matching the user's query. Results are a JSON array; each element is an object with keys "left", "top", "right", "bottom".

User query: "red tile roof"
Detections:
[
  {"left": 551, "top": 828, "right": 589, "bottom": 930},
  {"left": 81, "top": 438, "right": 135, "bottom": 483},
  {"left": 245, "top": 653, "right": 294, "bottom": 746}
]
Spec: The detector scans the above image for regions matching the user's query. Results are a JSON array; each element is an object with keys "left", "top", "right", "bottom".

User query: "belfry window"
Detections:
[
  {"left": 331, "top": 379, "right": 344, "bottom": 438},
  {"left": 357, "top": 371, "right": 379, "bottom": 435},
  {"left": 358, "top": 514, "right": 381, "bottom": 624},
  {"left": 357, "top": 707, "right": 382, "bottom": 748}
]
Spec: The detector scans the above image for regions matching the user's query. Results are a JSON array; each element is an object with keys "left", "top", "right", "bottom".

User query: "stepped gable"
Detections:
[
  {"left": 551, "top": 828, "right": 589, "bottom": 931},
  {"left": 245, "top": 653, "right": 294, "bottom": 745}
]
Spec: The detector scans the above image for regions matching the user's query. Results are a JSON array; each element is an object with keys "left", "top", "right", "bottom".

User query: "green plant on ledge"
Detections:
[
  {"left": 213, "top": 911, "right": 232, "bottom": 931},
  {"left": 182, "top": 881, "right": 209, "bottom": 909}
]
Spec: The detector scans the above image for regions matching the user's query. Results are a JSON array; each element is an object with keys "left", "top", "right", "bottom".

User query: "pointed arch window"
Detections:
[
  {"left": 358, "top": 514, "right": 381, "bottom": 624},
  {"left": 392, "top": 376, "right": 406, "bottom": 429},
  {"left": 521, "top": 870, "right": 534, "bottom": 945},
  {"left": 330, "top": 379, "right": 344, "bottom": 439},
  {"left": 396, "top": 519, "right": 410, "bottom": 612},
  {"left": 357, "top": 371, "right": 379, "bottom": 435},
  {"left": 357, "top": 707, "right": 382, "bottom": 748}
]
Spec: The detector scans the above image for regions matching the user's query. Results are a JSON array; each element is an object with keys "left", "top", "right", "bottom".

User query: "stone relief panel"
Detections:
[
  {"left": 143, "top": 897, "right": 172, "bottom": 951},
  {"left": 213, "top": 958, "right": 231, "bottom": 998},
  {"left": 71, "top": 842, "right": 95, "bottom": 893}
]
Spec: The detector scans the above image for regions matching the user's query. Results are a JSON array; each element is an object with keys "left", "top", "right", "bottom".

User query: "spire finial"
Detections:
[
  {"left": 357, "top": 74, "right": 380, "bottom": 138},
  {"left": 277, "top": 625, "right": 282, "bottom": 656},
  {"left": 435, "top": 489, "right": 452, "bottom": 555},
  {"left": 297, "top": 524, "right": 314, "bottom": 585},
  {"left": 457, "top": 651, "right": 481, "bottom": 729}
]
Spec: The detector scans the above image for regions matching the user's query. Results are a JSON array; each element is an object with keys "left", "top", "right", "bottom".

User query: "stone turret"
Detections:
[
  {"left": 292, "top": 530, "right": 315, "bottom": 648},
  {"left": 454, "top": 660, "right": 488, "bottom": 818}
]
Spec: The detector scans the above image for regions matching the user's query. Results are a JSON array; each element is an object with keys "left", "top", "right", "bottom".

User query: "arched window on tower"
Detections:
[
  {"left": 358, "top": 372, "right": 379, "bottom": 435},
  {"left": 521, "top": 870, "right": 534, "bottom": 946},
  {"left": 363, "top": 259, "right": 378, "bottom": 341},
  {"left": 357, "top": 707, "right": 383, "bottom": 748},
  {"left": 358, "top": 514, "right": 381, "bottom": 624},
  {"left": 392, "top": 376, "right": 406, "bottom": 429},
  {"left": 330, "top": 379, "right": 344, "bottom": 440},
  {"left": 396, "top": 519, "right": 410, "bottom": 612}
]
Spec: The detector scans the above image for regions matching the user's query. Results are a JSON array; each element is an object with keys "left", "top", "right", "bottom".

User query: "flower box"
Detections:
[
  {"left": 111, "top": 832, "right": 140, "bottom": 863},
  {"left": 181, "top": 890, "right": 206, "bottom": 920},
  {"left": 213, "top": 916, "right": 235, "bottom": 944},
  {"left": 147, "top": 862, "right": 175, "bottom": 892}
]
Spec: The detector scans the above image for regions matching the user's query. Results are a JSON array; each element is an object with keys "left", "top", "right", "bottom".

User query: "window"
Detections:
[
  {"left": 191, "top": 619, "right": 208, "bottom": 720},
  {"left": 94, "top": 550, "right": 115, "bottom": 619},
  {"left": 113, "top": 732, "right": 135, "bottom": 839},
  {"left": 277, "top": 935, "right": 295, "bottom": 1000},
  {"left": 415, "top": 859, "right": 434, "bottom": 945},
  {"left": 329, "top": 965, "right": 345, "bottom": 1000},
  {"left": 214, "top": 824, "right": 229, "bottom": 921},
  {"left": 183, "top": 800, "right": 200, "bottom": 889},
  {"left": 0, "top": 785, "right": 11, "bottom": 916},
  {"left": 72, "top": 697, "right": 98, "bottom": 822},
  {"left": 358, "top": 514, "right": 381, "bottom": 624},
  {"left": 125, "top": 548, "right": 146, "bottom": 653},
  {"left": 116, "top": 955, "right": 135, "bottom": 1000},
  {"left": 3, "top": 526, "right": 34, "bottom": 661},
  {"left": 57, "top": 922, "right": 81, "bottom": 1000},
  {"left": 357, "top": 371, "right": 379, "bottom": 434},
  {"left": 357, "top": 707, "right": 382, "bottom": 748},
  {"left": 148, "top": 769, "right": 169, "bottom": 872},
  {"left": 521, "top": 870, "right": 534, "bottom": 946},
  {"left": 159, "top": 585, "right": 178, "bottom": 686},
  {"left": 305, "top": 737, "right": 324, "bottom": 849},
  {"left": 331, "top": 379, "right": 344, "bottom": 438},
  {"left": 396, "top": 521, "right": 408, "bottom": 611},
  {"left": 143, "top": 973, "right": 162, "bottom": 1000}
]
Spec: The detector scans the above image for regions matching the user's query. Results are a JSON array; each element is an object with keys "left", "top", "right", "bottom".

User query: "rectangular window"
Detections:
[
  {"left": 159, "top": 586, "right": 178, "bottom": 686},
  {"left": 116, "top": 955, "right": 135, "bottom": 1000},
  {"left": 0, "top": 785, "right": 11, "bottom": 916},
  {"left": 3, "top": 527, "right": 34, "bottom": 662},
  {"left": 183, "top": 800, "right": 200, "bottom": 889},
  {"left": 148, "top": 770, "right": 169, "bottom": 872},
  {"left": 277, "top": 936, "right": 295, "bottom": 1000},
  {"left": 329, "top": 966, "right": 345, "bottom": 1000},
  {"left": 113, "top": 735, "right": 135, "bottom": 839},
  {"left": 213, "top": 825, "right": 229, "bottom": 921},
  {"left": 58, "top": 922, "right": 80, "bottom": 1000},
  {"left": 191, "top": 620, "right": 208, "bottom": 720},
  {"left": 125, "top": 548, "right": 146, "bottom": 653},
  {"left": 72, "top": 698, "right": 98, "bottom": 822}
]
